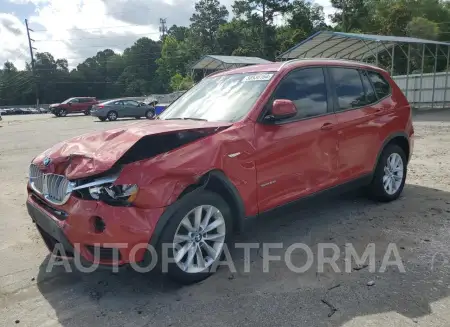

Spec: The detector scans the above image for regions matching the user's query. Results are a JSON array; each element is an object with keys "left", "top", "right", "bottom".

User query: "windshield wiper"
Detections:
[{"left": 165, "top": 117, "right": 208, "bottom": 121}]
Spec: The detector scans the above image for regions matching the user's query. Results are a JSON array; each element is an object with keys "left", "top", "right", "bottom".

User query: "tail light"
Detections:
[{"left": 97, "top": 105, "right": 104, "bottom": 109}]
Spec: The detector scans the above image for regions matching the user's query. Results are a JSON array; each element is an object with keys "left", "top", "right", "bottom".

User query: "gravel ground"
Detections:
[{"left": 1, "top": 112, "right": 450, "bottom": 327}]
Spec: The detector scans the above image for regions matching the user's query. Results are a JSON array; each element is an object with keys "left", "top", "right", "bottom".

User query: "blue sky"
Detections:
[
  {"left": 0, "top": 0, "right": 333, "bottom": 70},
  {"left": 1, "top": 0, "right": 35, "bottom": 19}
]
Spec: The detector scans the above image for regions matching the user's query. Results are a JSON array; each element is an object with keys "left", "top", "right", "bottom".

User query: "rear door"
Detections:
[
  {"left": 254, "top": 67, "right": 340, "bottom": 213},
  {"left": 328, "top": 67, "right": 389, "bottom": 181},
  {"left": 110, "top": 100, "right": 124, "bottom": 117}
]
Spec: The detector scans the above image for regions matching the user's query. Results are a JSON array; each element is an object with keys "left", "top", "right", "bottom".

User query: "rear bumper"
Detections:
[{"left": 27, "top": 192, "right": 165, "bottom": 267}]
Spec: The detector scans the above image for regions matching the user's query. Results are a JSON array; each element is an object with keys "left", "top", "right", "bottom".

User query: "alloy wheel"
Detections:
[
  {"left": 173, "top": 205, "right": 226, "bottom": 273},
  {"left": 383, "top": 153, "right": 404, "bottom": 195},
  {"left": 108, "top": 112, "right": 117, "bottom": 121}
]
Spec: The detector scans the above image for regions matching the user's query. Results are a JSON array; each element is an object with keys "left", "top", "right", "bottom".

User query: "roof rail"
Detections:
[{"left": 278, "top": 59, "right": 302, "bottom": 70}]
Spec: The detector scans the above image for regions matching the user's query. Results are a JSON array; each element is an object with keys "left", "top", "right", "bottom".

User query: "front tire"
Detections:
[
  {"left": 157, "top": 191, "right": 232, "bottom": 284},
  {"left": 107, "top": 111, "right": 118, "bottom": 121},
  {"left": 368, "top": 144, "right": 407, "bottom": 202},
  {"left": 98, "top": 117, "right": 106, "bottom": 122},
  {"left": 145, "top": 108, "right": 156, "bottom": 119},
  {"left": 58, "top": 109, "right": 67, "bottom": 117}
]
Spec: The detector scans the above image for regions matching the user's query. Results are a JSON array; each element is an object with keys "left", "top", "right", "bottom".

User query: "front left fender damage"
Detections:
[{"left": 115, "top": 122, "right": 258, "bottom": 215}]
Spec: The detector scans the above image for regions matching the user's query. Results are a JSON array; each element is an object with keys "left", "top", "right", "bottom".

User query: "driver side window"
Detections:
[{"left": 272, "top": 67, "right": 328, "bottom": 119}]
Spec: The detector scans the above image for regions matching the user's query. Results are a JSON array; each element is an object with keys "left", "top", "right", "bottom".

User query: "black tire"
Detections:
[
  {"left": 107, "top": 111, "right": 118, "bottom": 121},
  {"left": 368, "top": 144, "right": 407, "bottom": 202},
  {"left": 53, "top": 112, "right": 61, "bottom": 117},
  {"left": 157, "top": 190, "right": 233, "bottom": 284},
  {"left": 145, "top": 108, "right": 156, "bottom": 119},
  {"left": 59, "top": 109, "right": 67, "bottom": 117},
  {"left": 135, "top": 116, "right": 141, "bottom": 119},
  {"left": 98, "top": 117, "right": 106, "bottom": 122},
  {"left": 84, "top": 107, "right": 92, "bottom": 115}
]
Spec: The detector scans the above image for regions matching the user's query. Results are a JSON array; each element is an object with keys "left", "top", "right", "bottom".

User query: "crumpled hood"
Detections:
[
  {"left": 32, "top": 120, "right": 232, "bottom": 180},
  {"left": 49, "top": 103, "right": 61, "bottom": 108}
]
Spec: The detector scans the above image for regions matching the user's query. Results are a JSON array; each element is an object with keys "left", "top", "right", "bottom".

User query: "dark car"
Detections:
[
  {"left": 90, "top": 99, "right": 156, "bottom": 121},
  {"left": 49, "top": 97, "right": 98, "bottom": 117}
]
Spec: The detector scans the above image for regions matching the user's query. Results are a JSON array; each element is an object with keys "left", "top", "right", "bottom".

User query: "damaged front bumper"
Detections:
[{"left": 27, "top": 189, "right": 165, "bottom": 267}]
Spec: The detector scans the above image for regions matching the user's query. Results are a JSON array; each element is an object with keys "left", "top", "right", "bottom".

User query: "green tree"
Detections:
[
  {"left": 329, "top": 0, "right": 370, "bottom": 32},
  {"left": 233, "top": 0, "right": 291, "bottom": 59},
  {"left": 190, "top": 0, "right": 229, "bottom": 53},
  {"left": 170, "top": 73, "right": 194, "bottom": 91}
]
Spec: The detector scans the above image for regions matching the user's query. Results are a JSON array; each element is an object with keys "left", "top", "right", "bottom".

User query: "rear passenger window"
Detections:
[
  {"left": 272, "top": 67, "right": 328, "bottom": 119},
  {"left": 360, "top": 71, "right": 377, "bottom": 104},
  {"left": 330, "top": 67, "right": 366, "bottom": 111},
  {"left": 367, "top": 71, "right": 390, "bottom": 98}
]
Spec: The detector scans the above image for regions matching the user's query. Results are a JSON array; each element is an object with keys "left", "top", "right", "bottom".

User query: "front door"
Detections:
[
  {"left": 254, "top": 67, "right": 339, "bottom": 213},
  {"left": 122, "top": 100, "right": 143, "bottom": 117},
  {"left": 68, "top": 98, "right": 82, "bottom": 112}
]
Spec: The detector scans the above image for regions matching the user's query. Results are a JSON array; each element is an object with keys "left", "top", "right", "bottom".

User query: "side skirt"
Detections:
[{"left": 244, "top": 173, "right": 373, "bottom": 225}]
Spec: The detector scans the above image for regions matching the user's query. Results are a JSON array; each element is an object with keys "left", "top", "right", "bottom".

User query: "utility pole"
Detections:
[
  {"left": 25, "top": 19, "right": 39, "bottom": 108},
  {"left": 159, "top": 18, "right": 168, "bottom": 40}
]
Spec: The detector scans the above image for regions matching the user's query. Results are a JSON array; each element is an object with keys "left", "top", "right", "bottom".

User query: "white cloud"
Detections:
[
  {"left": 0, "top": 0, "right": 335, "bottom": 70},
  {"left": 0, "top": 13, "right": 29, "bottom": 69}
]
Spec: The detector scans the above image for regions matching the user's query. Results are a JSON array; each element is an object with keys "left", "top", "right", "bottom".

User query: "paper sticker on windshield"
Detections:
[{"left": 242, "top": 73, "right": 274, "bottom": 82}]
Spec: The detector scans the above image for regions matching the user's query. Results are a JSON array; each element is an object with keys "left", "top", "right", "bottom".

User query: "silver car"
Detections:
[{"left": 90, "top": 99, "right": 156, "bottom": 121}]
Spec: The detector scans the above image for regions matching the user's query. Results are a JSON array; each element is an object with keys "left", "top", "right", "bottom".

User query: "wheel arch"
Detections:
[
  {"left": 148, "top": 169, "right": 246, "bottom": 248},
  {"left": 374, "top": 132, "right": 410, "bottom": 171}
]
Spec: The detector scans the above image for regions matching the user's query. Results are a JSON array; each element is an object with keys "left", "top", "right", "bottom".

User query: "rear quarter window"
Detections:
[{"left": 367, "top": 71, "right": 391, "bottom": 99}]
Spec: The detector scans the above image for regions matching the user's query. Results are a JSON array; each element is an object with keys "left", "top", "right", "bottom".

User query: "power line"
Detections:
[
  {"left": 34, "top": 32, "right": 160, "bottom": 43},
  {"left": 31, "top": 23, "right": 159, "bottom": 33}
]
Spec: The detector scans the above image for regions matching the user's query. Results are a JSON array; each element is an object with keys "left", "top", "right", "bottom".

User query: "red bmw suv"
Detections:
[
  {"left": 27, "top": 59, "right": 414, "bottom": 283},
  {"left": 49, "top": 97, "right": 98, "bottom": 117}
]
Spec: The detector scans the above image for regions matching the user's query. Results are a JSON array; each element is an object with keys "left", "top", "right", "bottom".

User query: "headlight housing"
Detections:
[
  {"left": 89, "top": 184, "right": 138, "bottom": 203},
  {"left": 73, "top": 175, "right": 138, "bottom": 206}
]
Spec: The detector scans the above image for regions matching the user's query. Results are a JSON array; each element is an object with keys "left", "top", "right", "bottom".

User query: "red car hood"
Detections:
[{"left": 32, "top": 120, "right": 231, "bottom": 179}]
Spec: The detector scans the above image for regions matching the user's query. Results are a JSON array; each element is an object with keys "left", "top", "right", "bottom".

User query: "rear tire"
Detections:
[
  {"left": 107, "top": 111, "right": 118, "bottom": 121},
  {"left": 157, "top": 191, "right": 233, "bottom": 284},
  {"left": 135, "top": 116, "right": 141, "bottom": 119},
  {"left": 368, "top": 144, "right": 407, "bottom": 202},
  {"left": 84, "top": 107, "right": 92, "bottom": 115}
]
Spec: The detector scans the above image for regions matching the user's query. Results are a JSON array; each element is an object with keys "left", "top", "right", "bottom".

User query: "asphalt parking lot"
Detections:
[{"left": 1, "top": 111, "right": 450, "bottom": 327}]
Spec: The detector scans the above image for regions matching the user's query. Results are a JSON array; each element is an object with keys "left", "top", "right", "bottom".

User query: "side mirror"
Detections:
[{"left": 265, "top": 99, "right": 297, "bottom": 121}]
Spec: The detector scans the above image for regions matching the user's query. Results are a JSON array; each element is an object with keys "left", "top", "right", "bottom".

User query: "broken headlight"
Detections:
[
  {"left": 89, "top": 184, "right": 138, "bottom": 204},
  {"left": 73, "top": 175, "right": 138, "bottom": 205}
]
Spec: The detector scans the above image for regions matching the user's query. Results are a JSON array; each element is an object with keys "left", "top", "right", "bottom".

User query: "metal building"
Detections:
[
  {"left": 190, "top": 55, "right": 272, "bottom": 76},
  {"left": 277, "top": 31, "right": 450, "bottom": 109}
]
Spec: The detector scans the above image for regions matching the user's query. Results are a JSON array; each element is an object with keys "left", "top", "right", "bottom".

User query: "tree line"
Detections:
[{"left": 1, "top": 0, "right": 450, "bottom": 106}]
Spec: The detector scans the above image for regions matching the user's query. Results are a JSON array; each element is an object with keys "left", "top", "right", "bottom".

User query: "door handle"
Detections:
[{"left": 320, "top": 122, "right": 333, "bottom": 130}]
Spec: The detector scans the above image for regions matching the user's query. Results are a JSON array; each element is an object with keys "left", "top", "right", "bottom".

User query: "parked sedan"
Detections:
[{"left": 90, "top": 99, "right": 156, "bottom": 121}]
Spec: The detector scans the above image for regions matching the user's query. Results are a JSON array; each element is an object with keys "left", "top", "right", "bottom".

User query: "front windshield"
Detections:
[
  {"left": 159, "top": 72, "right": 275, "bottom": 122},
  {"left": 62, "top": 98, "right": 74, "bottom": 104}
]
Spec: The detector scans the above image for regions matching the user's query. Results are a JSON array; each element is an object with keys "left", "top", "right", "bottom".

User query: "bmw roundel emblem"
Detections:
[{"left": 43, "top": 157, "right": 51, "bottom": 166}]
